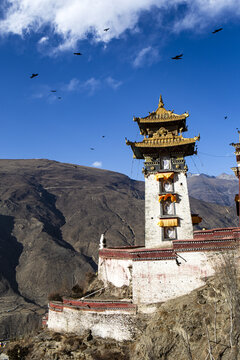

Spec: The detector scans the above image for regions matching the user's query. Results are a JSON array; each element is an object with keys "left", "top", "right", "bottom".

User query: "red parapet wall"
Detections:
[
  {"left": 49, "top": 299, "right": 137, "bottom": 313},
  {"left": 193, "top": 227, "right": 240, "bottom": 239},
  {"left": 173, "top": 238, "right": 239, "bottom": 252},
  {"left": 99, "top": 247, "right": 176, "bottom": 260},
  {"left": 99, "top": 227, "right": 240, "bottom": 261},
  {"left": 49, "top": 302, "right": 63, "bottom": 312}
]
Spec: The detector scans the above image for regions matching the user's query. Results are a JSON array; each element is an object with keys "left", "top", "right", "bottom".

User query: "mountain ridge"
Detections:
[{"left": 0, "top": 159, "right": 238, "bottom": 339}]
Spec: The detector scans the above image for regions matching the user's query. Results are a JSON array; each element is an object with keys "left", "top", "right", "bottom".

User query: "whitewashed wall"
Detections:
[
  {"left": 98, "top": 257, "right": 133, "bottom": 287},
  {"left": 48, "top": 308, "right": 136, "bottom": 341},
  {"left": 145, "top": 174, "right": 166, "bottom": 248},
  {"left": 174, "top": 172, "right": 193, "bottom": 240},
  {"left": 132, "top": 252, "right": 215, "bottom": 304},
  {"left": 145, "top": 171, "right": 193, "bottom": 248}
]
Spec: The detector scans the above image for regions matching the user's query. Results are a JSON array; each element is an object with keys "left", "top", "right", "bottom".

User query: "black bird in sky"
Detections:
[
  {"left": 102, "top": 135, "right": 105, "bottom": 138},
  {"left": 224, "top": 116, "right": 228, "bottom": 119},
  {"left": 90, "top": 148, "right": 95, "bottom": 150},
  {"left": 104, "top": 28, "right": 110, "bottom": 32},
  {"left": 171, "top": 54, "right": 183, "bottom": 60},
  {"left": 58, "top": 97, "right": 62, "bottom": 100},
  {"left": 73, "top": 52, "right": 82, "bottom": 55},
  {"left": 30, "top": 73, "right": 38, "bottom": 78},
  {"left": 212, "top": 28, "right": 223, "bottom": 34},
  {"left": 51, "top": 90, "right": 56, "bottom": 92}
]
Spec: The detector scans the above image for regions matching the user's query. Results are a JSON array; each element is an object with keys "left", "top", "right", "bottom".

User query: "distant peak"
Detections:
[
  {"left": 216, "top": 173, "right": 238, "bottom": 181},
  {"left": 187, "top": 172, "right": 200, "bottom": 177}
]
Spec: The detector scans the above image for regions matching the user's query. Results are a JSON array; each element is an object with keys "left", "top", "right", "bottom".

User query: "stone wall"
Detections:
[
  {"left": 99, "top": 229, "right": 240, "bottom": 303},
  {"left": 132, "top": 251, "right": 214, "bottom": 304},
  {"left": 145, "top": 172, "right": 193, "bottom": 248},
  {"left": 48, "top": 302, "right": 136, "bottom": 341},
  {"left": 98, "top": 257, "right": 132, "bottom": 287},
  {"left": 174, "top": 172, "right": 193, "bottom": 240},
  {"left": 145, "top": 174, "right": 164, "bottom": 248}
]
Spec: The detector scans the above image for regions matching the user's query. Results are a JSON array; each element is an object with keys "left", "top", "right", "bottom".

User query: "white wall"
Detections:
[
  {"left": 48, "top": 307, "right": 136, "bottom": 341},
  {"left": 145, "top": 171, "right": 193, "bottom": 248},
  {"left": 145, "top": 174, "right": 166, "bottom": 248},
  {"left": 174, "top": 172, "right": 193, "bottom": 240},
  {"left": 98, "top": 257, "right": 132, "bottom": 287},
  {"left": 132, "top": 252, "right": 215, "bottom": 304}
]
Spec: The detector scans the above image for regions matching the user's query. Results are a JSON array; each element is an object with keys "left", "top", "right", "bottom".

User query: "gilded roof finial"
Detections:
[{"left": 158, "top": 95, "right": 164, "bottom": 108}]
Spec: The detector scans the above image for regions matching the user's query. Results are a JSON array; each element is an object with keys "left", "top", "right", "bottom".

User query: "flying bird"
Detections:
[
  {"left": 224, "top": 116, "right": 228, "bottom": 119},
  {"left": 171, "top": 54, "right": 183, "bottom": 60},
  {"left": 90, "top": 148, "right": 95, "bottom": 150},
  {"left": 58, "top": 97, "right": 62, "bottom": 100},
  {"left": 30, "top": 73, "right": 38, "bottom": 78},
  {"left": 104, "top": 28, "right": 110, "bottom": 32},
  {"left": 51, "top": 90, "right": 57, "bottom": 93},
  {"left": 212, "top": 28, "right": 223, "bottom": 34},
  {"left": 102, "top": 136, "right": 105, "bottom": 138},
  {"left": 73, "top": 52, "right": 82, "bottom": 55}
]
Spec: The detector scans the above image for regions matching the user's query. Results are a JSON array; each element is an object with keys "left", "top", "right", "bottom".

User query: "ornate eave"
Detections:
[
  {"left": 127, "top": 95, "right": 199, "bottom": 159},
  {"left": 127, "top": 135, "right": 199, "bottom": 148},
  {"left": 126, "top": 135, "right": 199, "bottom": 159},
  {"left": 133, "top": 95, "right": 189, "bottom": 131}
]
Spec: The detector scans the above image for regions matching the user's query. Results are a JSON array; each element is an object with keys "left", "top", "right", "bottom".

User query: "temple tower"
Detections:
[
  {"left": 126, "top": 95, "right": 199, "bottom": 248},
  {"left": 231, "top": 130, "right": 240, "bottom": 225}
]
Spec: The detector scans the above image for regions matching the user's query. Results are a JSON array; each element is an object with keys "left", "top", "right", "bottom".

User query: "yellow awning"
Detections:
[
  {"left": 155, "top": 172, "right": 174, "bottom": 181},
  {"left": 191, "top": 215, "right": 202, "bottom": 224},
  {"left": 158, "top": 194, "right": 177, "bottom": 202},
  {"left": 157, "top": 218, "right": 178, "bottom": 227}
]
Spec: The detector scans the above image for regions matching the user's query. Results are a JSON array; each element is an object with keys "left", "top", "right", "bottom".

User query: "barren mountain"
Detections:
[
  {"left": 0, "top": 159, "right": 238, "bottom": 339},
  {"left": 187, "top": 173, "right": 238, "bottom": 206}
]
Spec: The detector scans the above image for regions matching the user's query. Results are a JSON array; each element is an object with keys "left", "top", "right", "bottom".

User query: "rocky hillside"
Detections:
[
  {"left": 0, "top": 159, "right": 145, "bottom": 339},
  {"left": 3, "top": 263, "right": 240, "bottom": 360},
  {"left": 187, "top": 173, "right": 238, "bottom": 206},
  {"left": 0, "top": 159, "right": 238, "bottom": 339}
]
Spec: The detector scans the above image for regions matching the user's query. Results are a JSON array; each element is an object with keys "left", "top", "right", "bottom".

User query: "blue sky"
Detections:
[{"left": 0, "top": 1, "right": 240, "bottom": 180}]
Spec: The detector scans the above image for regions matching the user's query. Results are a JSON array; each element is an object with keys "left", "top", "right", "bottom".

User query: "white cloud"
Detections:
[
  {"left": 31, "top": 92, "right": 44, "bottom": 99},
  {"left": 62, "top": 76, "right": 121, "bottom": 95},
  {"left": 38, "top": 36, "right": 48, "bottom": 44},
  {"left": 105, "top": 76, "right": 122, "bottom": 90},
  {"left": 133, "top": 46, "right": 159, "bottom": 68},
  {"left": 174, "top": 1, "right": 240, "bottom": 31},
  {"left": 62, "top": 77, "right": 99, "bottom": 94},
  {"left": 92, "top": 161, "right": 102, "bottom": 168},
  {"left": 63, "top": 78, "right": 80, "bottom": 92},
  {"left": 81, "top": 77, "right": 100, "bottom": 95},
  {"left": 1, "top": 1, "right": 240, "bottom": 50}
]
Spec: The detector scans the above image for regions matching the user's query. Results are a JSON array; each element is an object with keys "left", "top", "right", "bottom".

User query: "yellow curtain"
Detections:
[
  {"left": 155, "top": 172, "right": 174, "bottom": 181},
  {"left": 158, "top": 194, "right": 177, "bottom": 202},
  {"left": 157, "top": 218, "right": 178, "bottom": 227},
  {"left": 191, "top": 215, "right": 202, "bottom": 224}
]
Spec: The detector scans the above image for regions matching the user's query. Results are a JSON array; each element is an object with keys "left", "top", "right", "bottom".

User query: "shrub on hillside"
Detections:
[
  {"left": 48, "top": 292, "right": 63, "bottom": 302},
  {"left": 84, "top": 272, "right": 97, "bottom": 290},
  {"left": 71, "top": 284, "right": 83, "bottom": 298},
  {"left": 7, "top": 344, "right": 29, "bottom": 360}
]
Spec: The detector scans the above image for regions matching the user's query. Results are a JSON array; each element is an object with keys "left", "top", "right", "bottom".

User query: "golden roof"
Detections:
[
  {"left": 134, "top": 95, "right": 189, "bottom": 123},
  {"left": 126, "top": 94, "right": 199, "bottom": 159},
  {"left": 126, "top": 135, "right": 199, "bottom": 148}
]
